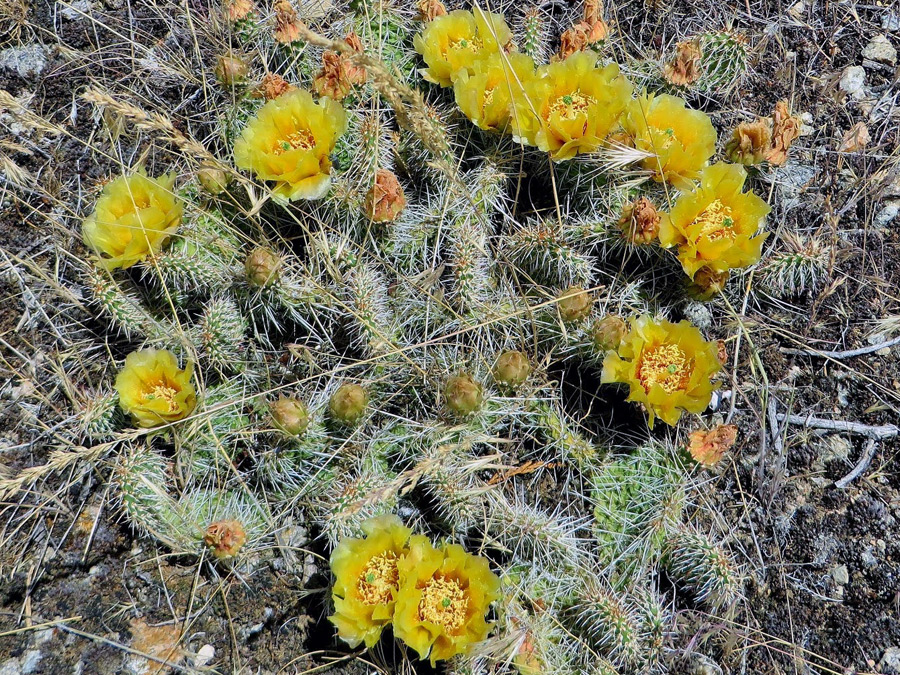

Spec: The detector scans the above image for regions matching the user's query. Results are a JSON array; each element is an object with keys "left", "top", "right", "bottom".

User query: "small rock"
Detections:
[
  {"left": 192, "top": 645, "right": 214, "bottom": 668},
  {"left": 683, "top": 654, "right": 723, "bottom": 675},
  {"left": 19, "top": 651, "right": 41, "bottom": 675},
  {"left": 839, "top": 65, "right": 867, "bottom": 100},
  {"left": 831, "top": 564, "right": 849, "bottom": 585},
  {"left": 874, "top": 201, "right": 900, "bottom": 228},
  {"left": 59, "top": 0, "right": 92, "bottom": 19},
  {"left": 682, "top": 301, "right": 713, "bottom": 331},
  {"left": 862, "top": 34, "right": 897, "bottom": 65},
  {"left": 884, "top": 12, "right": 900, "bottom": 32},
  {"left": 880, "top": 647, "right": 900, "bottom": 674},
  {"left": 0, "top": 45, "right": 49, "bottom": 79},
  {"left": 861, "top": 545, "right": 879, "bottom": 568}
]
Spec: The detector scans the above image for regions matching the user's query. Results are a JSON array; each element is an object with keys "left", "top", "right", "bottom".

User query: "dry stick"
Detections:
[
  {"left": 834, "top": 438, "right": 878, "bottom": 489},
  {"left": 782, "top": 334, "right": 900, "bottom": 359},
  {"left": 777, "top": 413, "right": 899, "bottom": 441}
]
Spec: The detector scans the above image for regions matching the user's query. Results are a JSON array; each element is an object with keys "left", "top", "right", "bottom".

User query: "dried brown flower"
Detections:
[
  {"left": 583, "top": 0, "right": 603, "bottom": 25},
  {"left": 417, "top": 0, "right": 447, "bottom": 21},
  {"left": 365, "top": 169, "right": 407, "bottom": 223},
  {"left": 273, "top": 0, "right": 303, "bottom": 44},
  {"left": 254, "top": 72, "right": 295, "bottom": 100},
  {"left": 766, "top": 100, "right": 802, "bottom": 166},
  {"left": 224, "top": 0, "right": 254, "bottom": 22},
  {"left": 619, "top": 196, "right": 660, "bottom": 245},
  {"left": 724, "top": 119, "right": 773, "bottom": 165},
  {"left": 716, "top": 339, "right": 728, "bottom": 365},
  {"left": 312, "top": 34, "right": 366, "bottom": 100},
  {"left": 204, "top": 520, "right": 247, "bottom": 560},
  {"left": 838, "top": 121, "right": 870, "bottom": 153},
  {"left": 558, "top": 19, "right": 608, "bottom": 59},
  {"left": 687, "top": 424, "right": 737, "bottom": 467},
  {"left": 664, "top": 40, "right": 702, "bottom": 86},
  {"left": 688, "top": 266, "right": 730, "bottom": 300}
]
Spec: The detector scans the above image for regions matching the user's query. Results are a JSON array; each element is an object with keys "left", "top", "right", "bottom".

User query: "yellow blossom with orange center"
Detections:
[
  {"left": 393, "top": 536, "right": 500, "bottom": 664},
  {"left": 601, "top": 315, "right": 721, "bottom": 427},
  {"left": 115, "top": 348, "right": 197, "bottom": 428},
  {"left": 658, "top": 162, "right": 770, "bottom": 280},
  {"left": 82, "top": 171, "right": 183, "bottom": 271},
  {"left": 413, "top": 8, "right": 513, "bottom": 87},
  {"left": 233, "top": 88, "right": 347, "bottom": 201},
  {"left": 513, "top": 50, "right": 632, "bottom": 160},
  {"left": 621, "top": 92, "right": 716, "bottom": 188},
  {"left": 329, "top": 515, "right": 412, "bottom": 648}
]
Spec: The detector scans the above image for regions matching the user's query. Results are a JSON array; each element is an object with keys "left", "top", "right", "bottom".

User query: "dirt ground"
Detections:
[{"left": 2, "top": 0, "right": 900, "bottom": 673}]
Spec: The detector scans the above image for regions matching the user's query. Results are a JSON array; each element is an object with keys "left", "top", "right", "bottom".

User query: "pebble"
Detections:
[
  {"left": 831, "top": 564, "right": 849, "bottom": 585},
  {"left": 59, "top": 0, "right": 92, "bottom": 19},
  {"left": 874, "top": 201, "right": 900, "bottom": 228},
  {"left": 885, "top": 12, "right": 900, "bottom": 32},
  {"left": 0, "top": 45, "right": 48, "bottom": 79},
  {"left": 880, "top": 647, "right": 900, "bottom": 674},
  {"left": 862, "top": 34, "right": 897, "bottom": 66},
  {"left": 192, "top": 645, "right": 215, "bottom": 668},
  {"left": 839, "top": 65, "right": 867, "bottom": 100},
  {"left": 682, "top": 301, "right": 713, "bottom": 331},
  {"left": 0, "top": 659, "right": 20, "bottom": 675},
  {"left": 684, "top": 654, "right": 723, "bottom": 675}
]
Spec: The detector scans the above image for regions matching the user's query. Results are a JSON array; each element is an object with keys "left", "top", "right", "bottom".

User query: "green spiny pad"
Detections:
[{"left": 696, "top": 31, "right": 749, "bottom": 93}]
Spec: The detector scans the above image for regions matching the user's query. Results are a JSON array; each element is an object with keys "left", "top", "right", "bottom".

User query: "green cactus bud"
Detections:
[
  {"left": 214, "top": 53, "right": 249, "bottom": 87},
  {"left": 557, "top": 286, "right": 593, "bottom": 323},
  {"left": 329, "top": 383, "right": 369, "bottom": 424},
  {"left": 444, "top": 373, "right": 483, "bottom": 415},
  {"left": 270, "top": 395, "right": 310, "bottom": 436},
  {"left": 493, "top": 350, "right": 531, "bottom": 387},
  {"left": 244, "top": 247, "right": 281, "bottom": 287},
  {"left": 591, "top": 315, "right": 627, "bottom": 352},
  {"left": 197, "top": 164, "right": 230, "bottom": 194}
]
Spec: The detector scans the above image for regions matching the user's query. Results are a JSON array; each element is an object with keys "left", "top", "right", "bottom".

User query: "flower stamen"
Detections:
[
  {"left": 692, "top": 199, "right": 736, "bottom": 241},
  {"left": 549, "top": 90, "right": 595, "bottom": 120},
  {"left": 356, "top": 551, "right": 400, "bottom": 605},
  {"left": 418, "top": 575, "right": 468, "bottom": 632},
  {"left": 637, "top": 343, "right": 692, "bottom": 394},
  {"left": 144, "top": 383, "right": 179, "bottom": 411},
  {"left": 275, "top": 129, "right": 316, "bottom": 154}
]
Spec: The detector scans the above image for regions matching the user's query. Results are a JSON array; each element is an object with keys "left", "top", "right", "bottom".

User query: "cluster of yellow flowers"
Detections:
[
  {"left": 601, "top": 315, "right": 722, "bottom": 427},
  {"left": 329, "top": 515, "right": 500, "bottom": 664}
]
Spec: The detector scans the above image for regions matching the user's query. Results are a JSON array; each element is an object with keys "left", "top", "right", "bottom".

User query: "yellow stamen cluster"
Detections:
[
  {"left": 418, "top": 575, "right": 468, "bottom": 631},
  {"left": 692, "top": 200, "right": 736, "bottom": 241},
  {"left": 549, "top": 91, "right": 595, "bottom": 120},
  {"left": 357, "top": 551, "right": 400, "bottom": 606},
  {"left": 637, "top": 344, "right": 691, "bottom": 394}
]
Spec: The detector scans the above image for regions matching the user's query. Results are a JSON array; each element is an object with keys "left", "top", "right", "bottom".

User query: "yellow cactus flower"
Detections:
[
  {"left": 329, "top": 515, "right": 412, "bottom": 648},
  {"left": 233, "top": 88, "right": 347, "bottom": 201},
  {"left": 601, "top": 316, "right": 721, "bottom": 428},
  {"left": 512, "top": 51, "right": 632, "bottom": 160},
  {"left": 413, "top": 8, "right": 513, "bottom": 87},
  {"left": 621, "top": 93, "right": 716, "bottom": 188},
  {"left": 82, "top": 171, "right": 183, "bottom": 271},
  {"left": 658, "top": 163, "right": 770, "bottom": 279},
  {"left": 115, "top": 349, "right": 197, "bottom": 428},
  {"left": 453, "top": 51, "right": 535, "bottom": 133},
  {"left": 393, "top": 536, "right": 500, "bottom": 664}
]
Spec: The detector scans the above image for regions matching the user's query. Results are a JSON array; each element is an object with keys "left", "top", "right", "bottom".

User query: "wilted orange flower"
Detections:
[
  {"left": 224, "top": 0, "right": 254, "bottom": 21},
  {"left": 620, "top": 196, "right": 660, "bottom": 245},
  {"left": 417, "top": 0, "right": 447, "bottom": 21},
  {"left": 115, "top": 349, "right": 196, "bottom": 428},
  {"left": 687, "top": 424, "right": 737, "bottom": 467},
  {"left": 82, "top": 170, "right": 183, "bottom": 270},
  {"left": 413, "top": 8, "right": 513, "bottom": 87},
  {"left": 273, "top": 0, "right": 302, "bottom": 44},
  {"left": 453, "top": 51, "right": 535, "bottom": 132},
  {"left": 313, "top": 35, "right": 367, "bottom": 100},
  {"left": 329, "top": 515, "right": 412, "bottom": 648},
  {"left": 688, "top": 265, "right": 730, "bottom": 300},
  {"left": 513, "top": 50, "right": 632, "bottom": 160},
  {"left": 254, "top": 72, "right": 295, "bottom": 100},
  {"left": 767, "top": 100, "right": 801, "bottom": 165},
  {"left": 621, "top": 93, "right": 716, "bottom": 188},
  {"left": 558, "top": 20, "right": 608, "bottom": 59},
  {"left": 204, "top": 520, "right": 247, "bottom": 560},
  {"left": 365, "top": 169, "right": 407, "bottom": 223},
  {"left": 233, "top": 88, "right": 347, "bottom": 201},
  {"left": 601, "top": 315, "right": 721, "bottom": 427},
  {"left": 658, "top": 163, "right": 770, "bottom": 280},
  {"left": 724, "top": 119, "right": 772, "bottom": 165},
  {"left": 393, "top": 535, "right": 500, "bottom": 664},
  {"left": 664, "top": 40, "right": 702, "bottom": 86}
]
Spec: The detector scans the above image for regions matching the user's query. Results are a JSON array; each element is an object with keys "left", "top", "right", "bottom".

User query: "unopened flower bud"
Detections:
[
  {"left": 270, "top": 395, "right": 309, "bottom": 436},
  {"left": 619, "top": 197, "right": 660, "bottom": 245},
  {"left": 215, "top": 53, "right": 249, "bottom": 87},
  {"left": 197, "top": 164, "right": 230, "bottom": 195},
  {"left": 493, "top": 351, "right": 531, "bottom": 387},
  {"left": 556, "top": 286, "right": 592, "bottom": 323},
  {"left": 244, "top": 247, "right": 281, "bottom": 287},
  {"left": 688, "top": 266, "right": 729, "bottom": 300},
  {"left": 444, "top": 373, "right": 483, "bottom": 415},
  {"left": 329, "top": 383, "right": 369, "bottom": 424},
  {"left": 591, "top": 315, "right": 627, "bottom": 352},
  {"left": 204, "top": 519, "right": 247, "bottom": 560},
  {"left": 364, "top": 169, "right": 406, "bottom": 223}
]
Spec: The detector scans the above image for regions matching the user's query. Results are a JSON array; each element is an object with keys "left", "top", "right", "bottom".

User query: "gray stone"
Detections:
[
  {"left": 875, "top": 201, "right": 900, "bottom": 228},
  {"left": 880, "top": 647, "right": 900, "bottom": 674},
  {"left": 0, "top": 45, "right": 48, "bottom": 79},
  {"left": 19, "top": 651, "right": 41, "bottom": 675},
  {"left": 862, "top": 34, "right": 897, "bottom": 65},
  {"left": 684, "top": 654, "right": 723, "bottom": 675},
  {"left": 831, "top": 564, "right": 849, "bottom": 585},
  {"left": 682, "top": 301, "right": 713, "bottom": 331},
  {"left": 0, "top": 658, "right": 21, "bottom": 675},
  {"left": 884, "top": 12, "right": 900, "bottom": 32},
  {"left": 839, "top": 65, "right": 867, "bottom": 100},
  {"left": 59, "top": 0, "right": 92, "bottom": 20}
]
